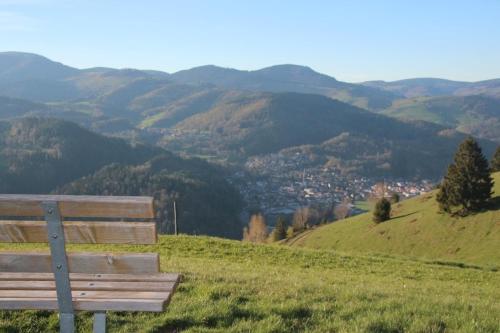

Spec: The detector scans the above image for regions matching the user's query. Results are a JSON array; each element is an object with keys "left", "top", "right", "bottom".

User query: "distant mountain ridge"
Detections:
[
  {"left": 0, "top": 52, "right": 398, "bottom": 109},
  {"left": 362, "top": 77, "right": 500, "bottom": 99},
  {"left": 0, "top": 52, "right": 498, "bottom": 181},
  {"left": 170, "top": 64, "right": 398, "bottom": 110}
]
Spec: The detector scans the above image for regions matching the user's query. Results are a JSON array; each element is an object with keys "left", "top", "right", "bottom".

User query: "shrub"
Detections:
[{"left": 373, "top": 198, "right": 391, "bottom": 223}]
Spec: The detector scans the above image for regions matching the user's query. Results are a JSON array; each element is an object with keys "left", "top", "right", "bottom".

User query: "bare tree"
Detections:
[
  {"left": 371, "top": 182, "right": 387, "bottom": 201},
  {"left": 292, "top": 207, "right": 310, "bottom": 231},
  {"left": 334, "top": 197, "right": 352, "bottom": 220},
  {"left": 242, "top": 213, "right": 268, "bottom": 243}
]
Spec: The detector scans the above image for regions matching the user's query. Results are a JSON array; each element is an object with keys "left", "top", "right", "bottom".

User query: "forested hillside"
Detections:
[
  {"left": 0, "top": 118, "right": 243, "bottom": 237},
  {"left": 57, "top": 155, "right": 243, "bottom": 237},
  {"left": 170, "top": 93, "right": 496, "bottom": 178},
  {"left": 382, "top": 95, "right": 500, "bottom": 142},
  {"left": 0, "top": 52, "right": 498, "bottom": 181}
]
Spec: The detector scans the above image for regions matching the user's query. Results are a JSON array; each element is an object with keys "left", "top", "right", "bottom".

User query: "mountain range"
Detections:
[{"left": 0, "top": 52, "right": 498, "bottom": 181}]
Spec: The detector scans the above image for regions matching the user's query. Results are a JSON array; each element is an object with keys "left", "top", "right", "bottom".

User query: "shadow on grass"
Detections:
[
  {"left": 488, "top": 196, "right": 500, "bottom": 210},
  {"left": 390, "top": 211, "right": 418, "bottom": 221}
]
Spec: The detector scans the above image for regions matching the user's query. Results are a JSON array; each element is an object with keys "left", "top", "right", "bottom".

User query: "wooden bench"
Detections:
[{"left": 0, "top": 194, "right": 181, "bottom": 333}]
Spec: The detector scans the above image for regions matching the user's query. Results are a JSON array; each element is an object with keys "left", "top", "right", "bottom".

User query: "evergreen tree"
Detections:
[
  {"left": 437, "top": 137, "right": 493, "bottom": 215},
  {"left": 273, "top": 216, "right": 287, "bottom": 241},
  {"left": 492, "top": 146, "right": 500, "bottom": 172},
  {"left": 373, "top": 198, "right": 391, "bottom": 223}
]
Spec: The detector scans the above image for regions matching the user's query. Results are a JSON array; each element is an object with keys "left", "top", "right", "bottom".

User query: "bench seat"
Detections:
[
  {"left": 0, "top": 194, "right": 180, "bottom": 332},
  {"left": 0, "top": 272, "right": 181, "bottom": 312}
]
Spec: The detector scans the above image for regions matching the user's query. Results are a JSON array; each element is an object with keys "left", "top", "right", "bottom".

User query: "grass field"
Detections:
[
  {"left": 1, "top": 235, "right": 499, "bottom": 333},
  {"left": 290, "top": 173, "right": 500, "bottom": 268}
]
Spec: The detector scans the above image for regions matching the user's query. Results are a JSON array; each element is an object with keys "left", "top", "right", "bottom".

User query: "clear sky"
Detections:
[{"left": 1, "top": 0, "right": 499, "bottom": 82}]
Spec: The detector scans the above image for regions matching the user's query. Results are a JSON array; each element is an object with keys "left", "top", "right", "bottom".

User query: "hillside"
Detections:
[
  {"left": 0, "top": 96, "right": 48, "bottom": 119},
  {"left": 0, "top": 52, "right": 399, "bottom": 110},
  {"left": 0, "top": 52, "right": 497, "bottom": 181},
  {"left": 289, "top": 172, "right": 500, "bottom": 266},
  {"left": 168, "top": 92, "right": 496, "bottom": 178},
  {"left": 0, "top": 117, "right": 160, "bottom": 193},
  {"left": 362, "top": 77, "right": 500, "bottom": 99},
  {"left": 0, "top": 118, "right": 243, "bottom": 237},
  {"left": 0, "top": 52, "right": 167, "bottom": 102},
  {"left": 57, "top": 155, "right": 243, "bottom": 238},
  {"left": 382, "top": 95, "right": 500, "bottom": 142},
  {"left": 0, "top": 236, "right": 498, "bottom": 332},
  {"left": 170, "top": 64, "right": 398, "bottom": 110}
]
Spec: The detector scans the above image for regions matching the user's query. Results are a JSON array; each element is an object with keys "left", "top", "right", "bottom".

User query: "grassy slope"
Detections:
[
  {"left": 0, "top": 236, "right": 499, "bottom": 333},
  {"left": 291, "top": 173, "right": 500, "bottom": 267}
]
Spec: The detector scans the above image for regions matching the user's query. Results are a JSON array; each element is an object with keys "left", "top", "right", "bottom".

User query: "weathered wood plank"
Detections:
[
  {"left": 0, "top": 194, "right": 154, "bottom": 218},
  {"left": 0, "top": 290, "right": 170, "bottom": 299},
  {"left": 0, "top": 297, "right": 169, "bottom": 312},
  {"left": 0, "top": 221, "right": 157, "bottom": 244},
  {"left": 0, "top": 272, "right": 180, "bottom": 282},
  {"left": 0, "top": 280, "right": 176, "bottom": 292},
  {"left": 0, "top": 252, "right": 160, "bottom": 274}
]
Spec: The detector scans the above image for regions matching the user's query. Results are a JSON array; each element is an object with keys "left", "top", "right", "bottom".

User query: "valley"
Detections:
[
  {"left": 1, "top": 2, "right": 500, "bottom": 332},
  {"left": 0, "top": 52, "right": 499, "bottom": 234}
]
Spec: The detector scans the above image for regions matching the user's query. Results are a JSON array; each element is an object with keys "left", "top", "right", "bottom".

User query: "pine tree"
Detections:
[
  {"left": 273, "top": 216, "right": 287, "bottom": 241},
  {"left": 373, "top": 198, "right": 391, "bottom": 223},
  {"left": 492, "top": 146, "right": 500, "bottom": 172},
  {"left": 437, "top": 137, "right": 493, "bottom": 215}
]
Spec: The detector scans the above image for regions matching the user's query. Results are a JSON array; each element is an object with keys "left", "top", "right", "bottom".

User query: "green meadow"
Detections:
[
  {"left": 291, "top": 173, "right": 500, "bottom": 268},
  {"left": 1, "top": 234, "right": 499, "bottom": 332}
]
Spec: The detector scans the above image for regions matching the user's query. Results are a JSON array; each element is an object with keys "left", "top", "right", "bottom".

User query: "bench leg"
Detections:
[
  {"left": 93, "top": 312, "right": 106, "bottom": 333},
  {"left": 60, "top": 313, "right": 75, "bottom": 333}
]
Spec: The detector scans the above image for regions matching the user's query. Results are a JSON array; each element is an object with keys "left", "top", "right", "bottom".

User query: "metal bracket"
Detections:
[
  {"left": 93, "top": 312, "right": 106, "bottom": 333},
  {"left": 42, "top": 201, "right": 75, "bottom": 333}
]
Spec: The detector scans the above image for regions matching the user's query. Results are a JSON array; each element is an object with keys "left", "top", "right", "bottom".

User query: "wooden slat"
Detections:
[
  {"left": 0, "top": 280, "right": 176, "bottom": 292},
  {"left": 0, "top": 272, "right": 180, "bottom": 282},
  {"left": 0, "top": 194, "right": 154, "bottom": 218},
  {"left": 0, "top": 252, "right": 160, "bottom": 274},
  {"left": 0, "top": 290, "right": 170, "bottom": 299},
  {"left": 0, "top": 221, "right": 157, "bottom": 244},
  {"left": 0, "top": 297, "right": 169, "bottom": 312}
]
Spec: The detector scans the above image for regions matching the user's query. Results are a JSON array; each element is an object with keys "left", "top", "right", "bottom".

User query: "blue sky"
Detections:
[{"left": 1, "top": 0, "right": 499, "bottom": 82}]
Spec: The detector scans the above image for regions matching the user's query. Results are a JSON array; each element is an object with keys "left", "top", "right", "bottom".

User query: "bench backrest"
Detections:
[{"left": 0, "top": 194, "right": 159, "bottom": 274}]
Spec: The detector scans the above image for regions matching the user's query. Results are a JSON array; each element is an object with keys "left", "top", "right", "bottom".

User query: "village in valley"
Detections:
[{"left": 231, "top": 152, "right": 435, "bottom": 224}]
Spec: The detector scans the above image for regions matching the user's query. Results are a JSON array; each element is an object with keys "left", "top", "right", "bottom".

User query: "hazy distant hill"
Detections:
[
  {"left": 382, "top": 95, "right": 500, "bottom": 142},
  {"left": 0, "top": 52, "right": 498, "bottom": 181},
  {"left": 0, "top": 52, "right": 77, "bottom": 82},
  {"left": 0, "top": 95, "right": 48, "bottom": 118},
  {"left": 0, "top": 52, "right": 168, "bottom": 102},
  {"left": 170, "top": 64, "right": 398, "bottom": 110},
  {"left": 363, "top": 78, "right": 500, "bottom": 99}
]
